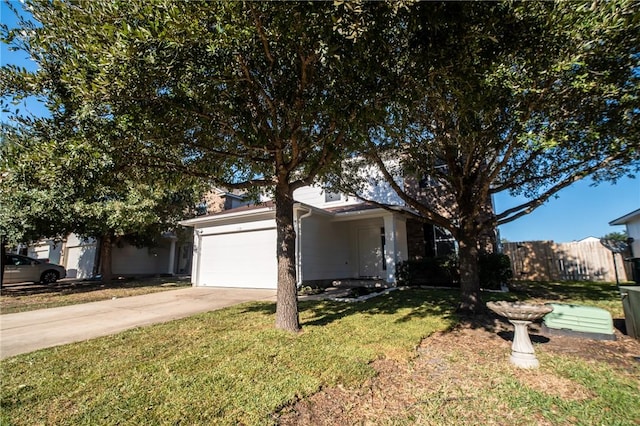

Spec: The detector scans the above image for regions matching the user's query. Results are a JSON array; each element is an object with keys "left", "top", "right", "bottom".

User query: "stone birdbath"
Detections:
[{"left": 486, "top": 301, "right": 554, "bottom": 368}]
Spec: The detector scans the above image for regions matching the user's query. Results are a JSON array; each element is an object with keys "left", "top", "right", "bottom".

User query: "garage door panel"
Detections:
[
  {"left": 198, "top": 229, "right": 277, "bottom": 288},
  {"left": 65, "top": 245, "right": 97, "bottom": 279}
]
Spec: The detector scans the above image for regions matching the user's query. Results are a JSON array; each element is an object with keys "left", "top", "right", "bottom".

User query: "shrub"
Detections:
[
  {"left": 397, "top": 253, "right": 512, "bottom": 290},
  {"left": 478, "top": 253, "right": 513, "bottom": 290},
  {"left": 396, "top": 256, "right": 460, "bottom": 287}
]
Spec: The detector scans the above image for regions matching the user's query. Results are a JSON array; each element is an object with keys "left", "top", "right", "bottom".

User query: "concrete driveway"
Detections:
[{"left": 0, "top": 287, "right": 276, "bottom": 359}]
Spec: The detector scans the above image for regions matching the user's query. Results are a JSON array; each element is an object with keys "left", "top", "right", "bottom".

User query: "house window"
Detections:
[
  {"left": 424, "top": 224, "right": 456, "bottom": 257},
  {"left": 418, "top": 177, "right": 431, "bottom": 188},
  {"left": 195, "top": 202, "right": 208, "bottom": 216},
  {"left": 324, "top": 191, "right": 341, "bottom": 203}
]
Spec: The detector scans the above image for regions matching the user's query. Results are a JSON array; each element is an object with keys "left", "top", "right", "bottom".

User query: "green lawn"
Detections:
[
  {"left": 1, "top": 281, "right": 637, "bottom": 425},
  {"left": 487, "top": 280, "right": 628, "bottom": 318},
  {"left": 0, "top": 278, "right": 191, "bottom": 314},
  {"left": 0, "top": 288, "right": 457, "bottom": 425}
]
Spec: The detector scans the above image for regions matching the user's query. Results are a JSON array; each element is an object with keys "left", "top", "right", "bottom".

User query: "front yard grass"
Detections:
[
  {"left": 0, "top": 277, "right": 191, "bottom": 314},
  {"left": 0, "top": 288, "right": 457, "bottom": 425},
  {"left": 487, "top": 279, "right": 628, "bottom": 318},
  {"left": 1, "top": 281, "right": 637, "bottom": 425}
]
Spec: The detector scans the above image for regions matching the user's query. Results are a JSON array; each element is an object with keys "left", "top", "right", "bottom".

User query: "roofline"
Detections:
[
  {"left": 179, "top": 205, "right": 275, "bottom": 226},
  {"left": 293, "top": 202, "right": 334, "bottom": 217},
  {"left": 609, "top": 208, "right": 640, "bottom": 226},
  {"left": 180, "top": 201, "right": 412, "bottom": 227},
  {"left": 331, "top": 205, "right": 412, "bottom": 221}
]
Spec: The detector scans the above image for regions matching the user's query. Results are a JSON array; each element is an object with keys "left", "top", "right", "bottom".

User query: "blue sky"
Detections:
[
  {"left": 494, "top": 177, "right": 639, "bottom": 242},
  {"left": 2, "top": 2, "right": 638, "bottom": 243}
]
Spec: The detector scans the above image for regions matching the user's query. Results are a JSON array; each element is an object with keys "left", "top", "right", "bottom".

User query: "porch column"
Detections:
[
  {"left": 383, "top": 214, "right": 397, "bottom": 284},
  {"left": 396, "top": 216, "right": 408, "bottom": 263},
  {"left": 167, "top": 237, "right": 177, "bottom": 275}
]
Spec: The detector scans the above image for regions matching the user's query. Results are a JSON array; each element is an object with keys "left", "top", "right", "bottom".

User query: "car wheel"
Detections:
[{"left": 40, "top": 270, "right": 59, "bottom": 284}]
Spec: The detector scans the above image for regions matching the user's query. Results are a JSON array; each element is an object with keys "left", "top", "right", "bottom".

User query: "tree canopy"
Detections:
[
  {"left": 1, "top": 0, "right": 398, "bottom": 330},
  {"left": 0, "top": 117, "right": 204, "bottom": 281},
  {"left": 2, "top": 1, "right": 638, "bottom": 318},
  {"left": 335, "top": 1, "right": 640, "bottom": 312}
]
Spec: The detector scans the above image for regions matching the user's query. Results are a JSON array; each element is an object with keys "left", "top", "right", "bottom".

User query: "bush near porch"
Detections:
[{"left": 396, "top": 253, "right": 513, "bottom": 290}]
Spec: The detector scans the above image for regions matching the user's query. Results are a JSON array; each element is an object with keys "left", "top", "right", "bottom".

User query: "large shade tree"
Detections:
[
  {"left": 337, "top": 1, "right": 640, "bottom": 313},
  {"left": 0, "top": 118, "right": 204, "bottom": 283},
  {"left": 1, "top": 1, "right": 396, "bottom": 330}
]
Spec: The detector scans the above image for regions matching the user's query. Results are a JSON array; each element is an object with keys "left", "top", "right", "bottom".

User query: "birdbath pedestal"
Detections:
[{"left": 486, "top": 301, "right": 553, "bottom": 368}]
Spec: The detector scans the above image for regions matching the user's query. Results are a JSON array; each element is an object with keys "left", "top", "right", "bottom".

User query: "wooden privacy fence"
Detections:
[{"left": 503, "top": 240, "right": 631, "bottom": 282}]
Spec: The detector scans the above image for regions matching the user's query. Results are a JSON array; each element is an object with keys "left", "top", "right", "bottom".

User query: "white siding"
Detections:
[
  {"left": 293, "top": 185, "right": 360, "bottom": 209},
  {"left": 627, "top": 218, "right": 640, "bottom": 257},
  {"left": 300, "top": 216, "right": 352, "bottom": 281},
  {"left": 347, "top": 159, "right": 405, "bottom": 206},
  {"left": 65, "top": 234, "right": 96, "bottom": 247},
  {"left": 27, "top": 241, "right": 62, "bottom": 264}
]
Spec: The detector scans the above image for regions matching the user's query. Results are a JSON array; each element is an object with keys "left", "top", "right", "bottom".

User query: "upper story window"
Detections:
[
  {"left": 195, "top": 202, "right": 208, "bottom": 216},
  {"left": 324, "top": 191, "right": 342, "bottom": 203}
]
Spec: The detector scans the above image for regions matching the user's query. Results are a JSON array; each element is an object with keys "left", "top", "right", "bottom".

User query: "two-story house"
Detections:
[{"left": 179, "top": 183, "right": 435, "bottom": 289}]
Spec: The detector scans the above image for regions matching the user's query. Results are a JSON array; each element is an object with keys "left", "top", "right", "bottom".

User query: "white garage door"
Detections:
[
  {"left": 65, "top": 245, "right": 97, "bottom": 279},
  {"left": 197, "top": 229, "right": 277, "bottom": 288}
]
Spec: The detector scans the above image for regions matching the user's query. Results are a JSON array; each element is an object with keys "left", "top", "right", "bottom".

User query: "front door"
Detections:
[{"left": 358, "top": 227, "right": 384, "bottom": 278}]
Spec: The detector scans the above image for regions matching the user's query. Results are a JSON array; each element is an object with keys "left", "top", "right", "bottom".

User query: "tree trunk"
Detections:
[
  {"left": 274, "top": 183, "right": 300, "bottom": 332},
  {"left": 99, "top": 233, "right": 114, "bottom": 283},
  {"left": 457, "top": 232, "right": 483, "bottom": 314}
]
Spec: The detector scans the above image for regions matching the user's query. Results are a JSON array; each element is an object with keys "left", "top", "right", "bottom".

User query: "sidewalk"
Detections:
[{"left": 0, "top": 287, "right": 277, "bottom": 359}]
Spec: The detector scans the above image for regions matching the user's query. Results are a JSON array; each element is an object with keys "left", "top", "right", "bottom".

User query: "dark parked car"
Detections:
[{"left": 3, "top": 254, "right": 67, "bottom": 284}]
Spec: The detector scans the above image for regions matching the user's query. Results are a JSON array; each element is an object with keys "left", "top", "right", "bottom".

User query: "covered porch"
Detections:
[{"left": 295, "top": 203, "right": 409, "bottom": 286}]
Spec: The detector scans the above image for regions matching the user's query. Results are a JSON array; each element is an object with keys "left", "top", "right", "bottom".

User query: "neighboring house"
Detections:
[
  {"left": 180, "top": 182, "right": 457, "bottom": 289},
  {"left": 609, "top": 208, "right": 640, "bottom": 257},
  {"left": 197, "top": 187, "right": 251, "bottom": 215},
  {"left": 577, "top": 236, "right": 602, "bottom": 244},
  {"left": 14, "top": 187, "right": 249, "bottom": 280},
  {"left": 19, "top": 233, "right": 189, "bottom": 279}
]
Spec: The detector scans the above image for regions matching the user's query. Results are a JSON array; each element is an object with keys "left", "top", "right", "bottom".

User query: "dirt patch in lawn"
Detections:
[{"left": 277, "top": 314, "right": 640, "bottom": 425}]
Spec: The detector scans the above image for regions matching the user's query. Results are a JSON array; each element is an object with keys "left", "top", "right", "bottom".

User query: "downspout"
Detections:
[{"left": 295, "top": 206, "right": 313, "bottom": 287}]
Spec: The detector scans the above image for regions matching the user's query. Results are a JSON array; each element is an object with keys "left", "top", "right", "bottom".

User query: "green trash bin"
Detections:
[{"left": 620, "top": 286, "right": 640, "bottom": 340}]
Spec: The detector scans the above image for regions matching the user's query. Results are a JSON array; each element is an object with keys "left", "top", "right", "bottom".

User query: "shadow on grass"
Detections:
[
  {"left": 506, "top": 280, "right": 622, "bottom": 302},
  {"left": 0, "top": 276, "right": 189, "bottom": 298},
  {"left": 450, "top": 280, "right": 628, "bottom": 342},
  {"left": 240, "top": 288, "right": 460, "bottom": 328},
  {"left": 243, "top": 281, "right": 626, "bottom": 342}
]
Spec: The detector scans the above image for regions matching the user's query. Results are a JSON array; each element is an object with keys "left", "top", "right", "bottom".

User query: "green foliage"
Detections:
[
  {"left": 396, "top": 256, "right": 460, "bottom": 288},
  {"left": 601, "top": 231, "right": 628, "bottom": 243},
  {"left": 478, "top": 253, "right": 513, "bottom": 290},
  {"left": 0, "top": 121, "right": 204, "bottom": 246},
  {"left": 397, "top": 253, "right": 512, "bottom": 290},
  {"left": 1, "top": 0, "right": 403, "bottom": 327},
  {"left": 336, "top": 1, "right": 640, "bottom": 311},
  {"left": 1, "top": 1, "right": 393, "bottom": 189},
  {"left": 2, "top": 1, "right": 638, "bottom": 314}
]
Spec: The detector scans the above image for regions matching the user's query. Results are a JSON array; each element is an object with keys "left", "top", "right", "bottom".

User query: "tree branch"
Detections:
[{"left": 496, "top": 154, "right": 623, "bottom": 225}]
